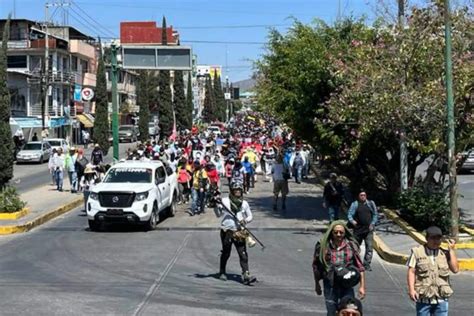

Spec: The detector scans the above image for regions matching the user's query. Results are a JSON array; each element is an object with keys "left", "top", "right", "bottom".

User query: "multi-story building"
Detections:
[
  {"left": 1, "top": 18, "right": 98, "bottom": 142},
  {"left": 194, "top": 65, "right": 222, "bottom": 119}
]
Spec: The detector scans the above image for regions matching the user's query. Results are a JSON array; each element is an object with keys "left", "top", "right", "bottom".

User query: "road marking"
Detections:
[
  {"left": 132, "top": 232, "right": 191, "bottom": 316},
  {"left": 376, "top": 254, "right": 415, "bottom": 310}
]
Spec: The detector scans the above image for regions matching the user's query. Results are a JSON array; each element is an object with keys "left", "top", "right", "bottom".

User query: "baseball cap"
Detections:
[
  {"left": 426, "top": 226, "right": 443, "bottom": 238},
  {"left": 338, "top": 296, "right": 363, "bottom": 315}
]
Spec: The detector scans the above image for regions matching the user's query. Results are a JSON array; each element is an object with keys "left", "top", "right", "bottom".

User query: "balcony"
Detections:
[
  {"left": 83, "top": 72, "right": 96, "bottom": 87},
  {"left": 70, "top": 40, "right": 95, "bottom": 60}
]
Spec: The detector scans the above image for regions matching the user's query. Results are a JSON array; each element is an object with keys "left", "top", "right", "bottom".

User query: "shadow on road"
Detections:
[{"left": 193, "top": 272, "right": 243, "bottom": 284}]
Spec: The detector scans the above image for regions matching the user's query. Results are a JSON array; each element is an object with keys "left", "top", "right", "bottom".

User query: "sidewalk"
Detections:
[{"left": 0, "top": 184, "right": 82, "bottom": 234}]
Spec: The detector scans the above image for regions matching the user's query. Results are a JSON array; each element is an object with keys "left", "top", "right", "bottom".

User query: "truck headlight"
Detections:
[
  {"left": 89, "top": 192, "right": 99, "bottom": 200},
  {"left": 136, "top": 191, "right": 149, "bottom": 201}
]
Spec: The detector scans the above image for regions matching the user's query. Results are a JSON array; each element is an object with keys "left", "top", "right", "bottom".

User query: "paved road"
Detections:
[
  {"left": 0, "top": 179, "right": 472, "bottom": 315},
  {"left": 11, "top": 143, "right": 136, "bottom": 193}
]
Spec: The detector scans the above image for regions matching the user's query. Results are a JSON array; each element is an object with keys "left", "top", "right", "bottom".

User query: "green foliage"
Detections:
[
  {"left": 0, "top": 17, "right": 14, "bottom": 189},
  {"left": 173, "top": 70, "right": 188, "bottom": 130},
  {"left": 202, "top": 76, "right": 216, "bottom": 123},
  {"left": 161, "top": 16, "right": 168, "bottom": 45},
  {"left": 94, "top": 48, "right": 110, "bottom": 155},
  {"left": 213, "top": 72, "right": 226, "bottom": 122},
  {"left": 158, "top": 70, "right": 173, "bottom": 137},
  {"left": 137, "top": 70, "right": 150, "bottom": 142},
  {"left": 184, "top": 72, "right": 194, "bottom": 128},
  {"left": 0, "top": 186, "right": 26, "bottom": 213},
  {"left": 397, "top": 186, "right": 450, "bottom": 234}
]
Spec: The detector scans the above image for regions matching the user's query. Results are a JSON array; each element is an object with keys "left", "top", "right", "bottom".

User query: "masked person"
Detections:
[
  {"left": 217, "top": 182, "right": 256, "bottom": 285},
  {"left": 313, "top": 220, "right": 366, "bottom": 316},
  {"left": 406, "top": 226, "right": 459, "bottom": 316}
]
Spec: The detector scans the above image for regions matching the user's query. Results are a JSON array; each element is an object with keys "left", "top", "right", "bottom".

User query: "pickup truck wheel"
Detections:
[
  {"left": 167, "top": 194, "right": 177, "bottom": 217},
  {"left": 88, "top": 219, "right": 101, "bottom": 232},
  {"left": 146, "top": 203, "right": 158, "bottom": 231}
]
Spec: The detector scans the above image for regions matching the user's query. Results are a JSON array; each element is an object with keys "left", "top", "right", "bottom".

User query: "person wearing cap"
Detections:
[
  {"left": 216, "top": 182, "right": 255, "bottom": 285},
  {"left": 406, "top": 226, "right": 458, "bottom": 316},
  {"left": 337, "top": 296, "right": 363, "bottom": 316},
  {"left": 323, "top": 173, "right": 345, "bottom": 222},
  {"left": 190, "top": 160, "right": 209, "bottom": 216},
  {"left": 347, "top": 190, "right": 378, "bottom": 271}
]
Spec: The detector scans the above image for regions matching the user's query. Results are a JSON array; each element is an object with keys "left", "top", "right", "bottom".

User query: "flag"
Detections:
[{"left": 169, "top": 110, "right": 177, "bottom": 141}]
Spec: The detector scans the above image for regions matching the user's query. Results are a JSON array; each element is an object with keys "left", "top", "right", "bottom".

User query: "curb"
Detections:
[
  {"left": 0, "top": 208, "right": 29, "bottom": 220},
  {"left": 383, "top": 208, "right": 474, "bottom": 249},
  {"left": 0, "top": 197, "right": 83, "bottom": 235}
]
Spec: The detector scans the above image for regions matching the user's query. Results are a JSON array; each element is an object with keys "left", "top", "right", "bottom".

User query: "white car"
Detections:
[
  {"left": 86, "top": 161, "right": 178, "bottom": 231},
  {"left": 44, "top": 138, "right": 69, "bottom": 152},
  {"left": 206, "top": 126, "right": 221, "bottom": 137}
]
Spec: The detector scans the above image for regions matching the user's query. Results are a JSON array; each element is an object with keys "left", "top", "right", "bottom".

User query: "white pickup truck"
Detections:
[{"left": 86, "top": 161, "right": 178, "bottom": 231}]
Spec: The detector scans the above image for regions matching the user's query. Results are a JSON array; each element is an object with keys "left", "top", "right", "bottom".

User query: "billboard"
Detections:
[
  {"left": 122, "top": 45, "right": 192, "bottom": 70},
  {"left": 196, "top": 65, "right": 222, "bottom": 79}
]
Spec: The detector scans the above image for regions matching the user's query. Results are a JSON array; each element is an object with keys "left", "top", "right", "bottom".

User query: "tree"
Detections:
[
  {"left": 94, "top": 44, "right": 110, "bottom": 155},
  {"left": 173, "top": 70, "right": 187, "bottom": 130},
  {"left": 184, "top": 72, "right": 194, "bottom": 128},
  {"left": 202, "top": 76, "right": 216, "bottom": 123},
  {"left": 0, "top": 17, "right": 13, "bottom": 189},
  {"left": 137, "top": 70, "right": 150, "bottom": 142},
  {"left": 213, "top": 71, "right": 226, "bottom": 122},
  {"left": 157, "top": 16, "right": 173, "bottom": 137}
]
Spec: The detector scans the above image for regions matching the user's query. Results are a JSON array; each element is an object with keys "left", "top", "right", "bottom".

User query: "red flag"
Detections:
[{"left": 169, "top": 121, "right": 177, "bottom": 141}]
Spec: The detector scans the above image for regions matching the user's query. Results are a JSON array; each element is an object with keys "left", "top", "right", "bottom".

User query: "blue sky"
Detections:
[{"left": 0, "top": 0, "right": 433, "bottom": 82}]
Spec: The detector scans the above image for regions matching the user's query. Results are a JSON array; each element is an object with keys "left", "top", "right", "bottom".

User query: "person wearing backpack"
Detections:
[
  {"left": 313, "top": 220, "right": 366, "bottom": 316},
  {"left": 347, "top": 190, "right": 378, "bottom": 271}
]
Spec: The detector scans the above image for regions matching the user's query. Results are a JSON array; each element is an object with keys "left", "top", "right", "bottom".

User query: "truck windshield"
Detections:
[{"left": 104, "top": 168, "right": 152, "bottom": 183}]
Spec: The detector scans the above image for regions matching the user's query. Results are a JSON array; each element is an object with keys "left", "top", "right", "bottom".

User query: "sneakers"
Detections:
[
  {"left": 242, "top": 271, "right": 257, "bottom": 285},
  {"left": 218, "top": 273, "right": 227, "bottom": 281}
]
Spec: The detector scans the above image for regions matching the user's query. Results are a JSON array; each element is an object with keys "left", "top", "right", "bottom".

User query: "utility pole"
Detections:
[
  {"left": 398, "top": 0, "right": 408, "bottom": 191},
  {"left": 42, "top": 3, "right": 50, "bottom": 132},
  {"left": 111, "top": 43, "right": 119, "bottom": 162},
  {"left": 443, "top": 0, "right": 458, "bottom": 237}
]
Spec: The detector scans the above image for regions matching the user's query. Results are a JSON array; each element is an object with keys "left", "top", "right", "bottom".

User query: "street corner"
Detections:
[
  {"left": 0, "top": 197, "right": 83, "bottom": 235},
  {"left": 373, "top": 233, "right": 409, "bottom": 265}
]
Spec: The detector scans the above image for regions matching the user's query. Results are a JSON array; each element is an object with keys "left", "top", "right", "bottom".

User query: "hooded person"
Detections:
[
  {"left": 217, "top": 182, "right": 256, "bottom": 285},
  {"left": 313, "top": 220, "right": 366, "bottom": 316}
]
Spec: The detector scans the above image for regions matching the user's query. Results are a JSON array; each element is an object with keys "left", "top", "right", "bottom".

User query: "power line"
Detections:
[
  {"left": 70, "top": 0, "right": 117, "bottom": 38},
  {"left": 181, "top": 40, "right": 265, "bottom": 45},
  {"left": 176, "top": 24, "right": 291, "bottom": 30},
  {"left": 68, "top": 9, "right": 109, "bottom": 39}
]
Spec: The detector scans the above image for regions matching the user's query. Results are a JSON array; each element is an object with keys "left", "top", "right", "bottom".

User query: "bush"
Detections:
[
  {"left": 397, "top": 186, "right": 450, "bottom": 234},
  {"left": 0, "top": 186, "right": 26, "bottom": 213}
]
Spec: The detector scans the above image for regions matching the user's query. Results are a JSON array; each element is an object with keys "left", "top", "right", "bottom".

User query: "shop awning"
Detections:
[
  {"left": 76, "top": 114, "right": 94, "bottom": 128},
  {"left": 13, "top": 117, "right": 43, "bottom": 129}
]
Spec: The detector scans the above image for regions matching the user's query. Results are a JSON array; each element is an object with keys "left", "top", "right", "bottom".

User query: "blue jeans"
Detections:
[
  {"left": 328, "top": 205, "right": 340, "bottom": 222},
  {"left": 191, "top": 188, "right": 205, "bottom": 214},
  {"left": 416, "top": 300, "right": 449, "bottom": 316},
  {"left": 323, "top": 278, "right": 355, "bottom": 316},
  {"left": 294, "top": 166, "right": 302, "bottom": 182},
  {"left": 55, "top": 169, "right": 64, "bottom": 191},
  {"left": 68, "top": 171, "right": 78, "bottom": 192}
]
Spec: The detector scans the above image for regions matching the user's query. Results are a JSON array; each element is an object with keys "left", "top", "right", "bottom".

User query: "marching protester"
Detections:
[
  {"left": 64, "top": 147, "right": 78, "bottom": 193},
  {"left": 347, "top": 189, "right": 378, "bottom": 271},
  {"left": 271, "top": 154, "right": 289, "bottom": 211},
  {"left": 407, "top": 226, "right": 459, "bottom": 316},
  {"left": 177, "top": 160, "right": 192, "bottom": 204},
  {"left": 90, "top": 143, "right": 104, "bottom": 166},
  {"left": 215, "top": 182, "right": 256, "bottom": 285},
  {"left": 48, "top": 148, "right": 58, "bottom": 185},
  {"left": 313, "top": 220, "right": 366, "bottom": 316},
  {"left": 190, "top": 160, "right": 209, "bottom": 216},
  {"left": 80, "top": 165, "right": 98, "bottom": 212},
  {"left": 323, "top": 173, "right": 345, "bottom": 222}
]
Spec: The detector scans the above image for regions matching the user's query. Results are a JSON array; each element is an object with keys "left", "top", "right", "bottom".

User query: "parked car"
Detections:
[
  {"left": 206, "top": 126, "right": 221, "bottom": 137},
  {"left": 118, "top": 125, "right": 139, "bottom": 143},
  {"left": 44, "top": 138, "right": 69, "bottom": 152},
  {"left": 86, "top": 160, "right": 179, "bottom": 231},
  {"left": 458, "top": 149, "right": 474, "bottom": 173},
  {"left": 16, "top": 141, "right": 52, "bottom": 164}
]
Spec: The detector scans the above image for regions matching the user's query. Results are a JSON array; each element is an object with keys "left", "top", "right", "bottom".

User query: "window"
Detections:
[
  {"left": 71, "top": 56, "right": 78, "bottom": 71},
  {"left": 7, "top": 55, "right": 27, "bottom": 68},
  {"left": 157, "top": 167, "right": 166, "bottom": 179}
]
